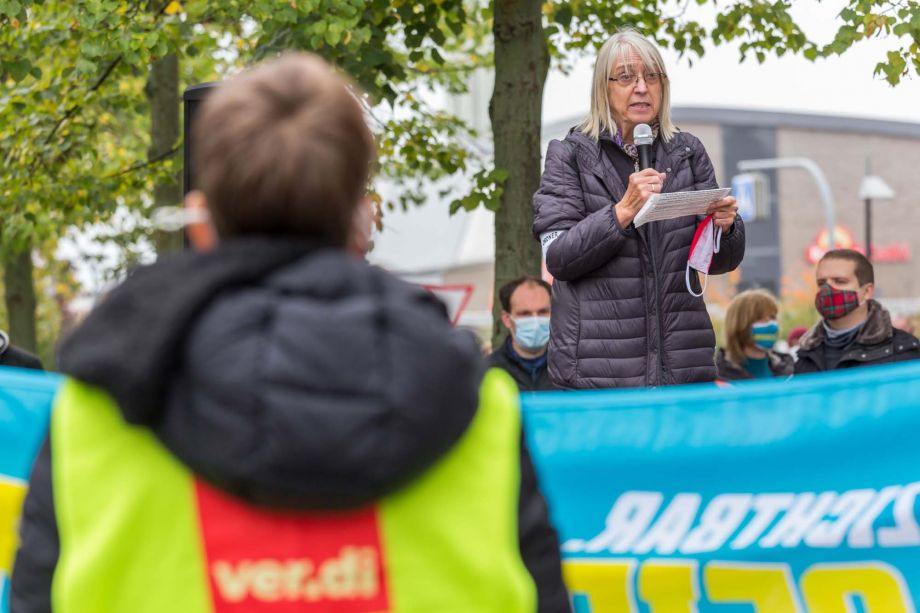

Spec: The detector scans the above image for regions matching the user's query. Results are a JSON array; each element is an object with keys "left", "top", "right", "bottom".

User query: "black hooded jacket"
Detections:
[
  {"left": 11, "top": 239, "right": 568, "bottom": 612},
  {"left": 488, "top": 336, "right": 556, "bottom": 392}
]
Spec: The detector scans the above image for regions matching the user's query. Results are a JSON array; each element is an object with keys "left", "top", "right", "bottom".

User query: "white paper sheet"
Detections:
[{"left": 632, "top": 187, "right": 731, "bottom": 227}]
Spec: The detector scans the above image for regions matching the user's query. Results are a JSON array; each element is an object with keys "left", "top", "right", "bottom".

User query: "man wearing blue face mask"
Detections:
[{"left": 489, "top": 277, "right": 556, "bottom": 391}]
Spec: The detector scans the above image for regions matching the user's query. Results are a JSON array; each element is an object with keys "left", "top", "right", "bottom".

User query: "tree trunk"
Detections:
[
  {"left": 489, "top": 0, "right": 549, "bottom": 348},
  {"left": 4, "top": 243, "right": 38, "bottom": 353},
  {"left": 145, "top": 53, "right": 183, "bottom": 255}
]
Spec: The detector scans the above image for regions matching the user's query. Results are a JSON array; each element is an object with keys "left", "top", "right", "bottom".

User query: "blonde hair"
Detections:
[
  {"left": 578, "top": 28, "right": 676, "bottom": 142},
  {"left": 723, "top": 289, "right": 780, "bottom": 364}
]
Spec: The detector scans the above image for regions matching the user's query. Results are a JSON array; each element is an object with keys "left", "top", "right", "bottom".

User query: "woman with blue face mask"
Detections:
[{"left": 715, "top": 289, "right": 794, "bottom": 381}]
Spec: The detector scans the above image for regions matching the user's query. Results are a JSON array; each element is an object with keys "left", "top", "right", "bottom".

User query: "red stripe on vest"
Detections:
[{"left": 194, "top": 479, "right": 390, "bottom": 612}]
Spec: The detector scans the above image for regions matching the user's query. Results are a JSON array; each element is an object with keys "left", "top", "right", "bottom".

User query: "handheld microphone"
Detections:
[{"left": 633, "top": 123, "right": 654, "bottom": 170}]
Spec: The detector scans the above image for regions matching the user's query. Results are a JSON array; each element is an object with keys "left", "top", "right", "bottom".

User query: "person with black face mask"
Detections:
[{"left": 795, "top": 249, "right": 920, "bottom": 374}]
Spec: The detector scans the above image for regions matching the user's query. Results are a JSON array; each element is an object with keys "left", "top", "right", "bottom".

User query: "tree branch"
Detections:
[
  {"left": 40, "top": 0, "right": 168, "bottom": 150},
  {"left": 110, "top": 143, "right": 180, "bottom": 177},
  {"left": 43, "top": 56, "right": 123, "bottom": 147}
]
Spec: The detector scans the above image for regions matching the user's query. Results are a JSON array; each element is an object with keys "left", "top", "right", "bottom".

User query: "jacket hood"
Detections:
[{"left": 59, "top": 238, "right": 483, "bottom": 509}]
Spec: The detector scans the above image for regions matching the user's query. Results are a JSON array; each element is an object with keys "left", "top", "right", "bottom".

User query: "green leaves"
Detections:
[
  {"left": 816, "top": 1, "right": 920, "bottom": 84},
  {"left": 4, "top": 0, "right": 918, "bottom": 263},
  {"left": 5, "top": 58, "right": 34, "bottom": 82},
  {"left": 0, "top": 0, "right": 227, "bottom": 260},
  {"left": 0, "top": 0, "right": 23, "bottom": 17},
  {"left": 450, "top": 167, "right": 508, "bottom": 214},
  {"left": 878, "top": 49, "right": 908, "bottom": 84}
]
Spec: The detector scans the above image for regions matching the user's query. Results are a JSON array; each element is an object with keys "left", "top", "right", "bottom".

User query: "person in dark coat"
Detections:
[
  {"left": 489, "top": 277, "right": 555, "bottom": 392},
  {"left": 532, "top": 28, "right": 744, "bottom": 389},
  {"left": 795, "top": 249, "right": 920, "bottom": 373},
  {"left": 715, "top": 289, "right": 794, "bottom": 381},
  {"left": 0, "top": 330, "right": 43, "bottom": 370},
  {"left": 12, "top": 54, "right": 569, "bottom": 613}
]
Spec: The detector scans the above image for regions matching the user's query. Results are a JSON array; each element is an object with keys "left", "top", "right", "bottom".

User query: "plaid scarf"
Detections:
[
  {"left": 815, "top": 283, "right": 861, "bottom": 321},
  {"left": 614, "top": 120, "right": 660, "bottom": 166}
]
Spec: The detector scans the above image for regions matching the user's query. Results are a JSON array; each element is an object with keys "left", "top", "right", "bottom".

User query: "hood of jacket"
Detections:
[{"left": 58, "top": 238, "right": 483, "bottom": 509}]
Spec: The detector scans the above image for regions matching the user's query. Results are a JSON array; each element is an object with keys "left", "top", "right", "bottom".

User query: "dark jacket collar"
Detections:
[
  {"left": 715, "top": 347, "right": 794, "bottom": 379},
  {"left": 566, "top": 126, "right": 688, "bottom": 199},
  {"left": 799, "top": 299, "right": 892, "bottom": 351}
]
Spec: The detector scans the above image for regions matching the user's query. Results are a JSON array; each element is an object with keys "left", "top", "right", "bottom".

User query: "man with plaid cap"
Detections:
[{"left": 795, "top": 249, "right": 920, "bottom": 373}]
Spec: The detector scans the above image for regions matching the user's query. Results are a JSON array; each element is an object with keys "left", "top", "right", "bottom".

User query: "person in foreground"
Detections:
[
  {"left": 715, "top": 289, "right": 794, "bottom": 381},
  {"left": 532, "top": 28, "right": 744, "bottom": 389},
  {"left": 795, "top": 249, "right": 920, "bottom": 373},
  {"left": 12, "top": 54, "right": 568, "bottom": 612},
  {"left": 489, "top": 277, "right": 556, "bottom": 391}
]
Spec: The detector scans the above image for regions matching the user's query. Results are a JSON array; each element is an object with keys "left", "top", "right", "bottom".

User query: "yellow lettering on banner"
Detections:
[
  {"left": 0, "top": 479, "right": 28, "bottom": 575},
  {"left": 638, "top": 560, "right": 698, "bottom": 612},
  {"left": 563, "top": 559, "right": 637, "bottom": 612},
  {"left": 800, "top": 563, "right": 913, "bottom": 612},
  {"left": 704, "top": 562, "right": 800, "bottom": 612}
]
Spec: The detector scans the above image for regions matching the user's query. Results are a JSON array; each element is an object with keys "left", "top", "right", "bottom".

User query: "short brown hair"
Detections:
[
  {"left": 820, "top": 249, "right": 874, "bottom": 286},
  {"left": 193, "top": 53, "right": 375, "bottom": 246},
  {"left": 499, "top": 277, "right": 551, "bottom": 312},
  {"left": 723, "top": 289, "right": 779, "bottom": 364}
]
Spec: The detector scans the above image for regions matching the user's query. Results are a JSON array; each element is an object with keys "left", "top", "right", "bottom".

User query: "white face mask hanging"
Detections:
[{"left": 685, "top": 214, "right": 721, "bottom": 297}]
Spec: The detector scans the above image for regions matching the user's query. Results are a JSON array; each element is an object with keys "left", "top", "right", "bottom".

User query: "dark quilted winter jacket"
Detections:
[
  {"left": 795, "top": 299, "right": 920, "bottom": 373},
  {"left": 533, "top": 128, "right": 745, "bottom": 388}
]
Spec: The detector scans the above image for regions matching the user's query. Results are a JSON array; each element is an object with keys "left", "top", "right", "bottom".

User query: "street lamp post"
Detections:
[
  {"left": 858, "top": 167, "right": 895, "bottom": 262},
  {"left": 737, "top": 157, "right": 837, "bottom": 248}
]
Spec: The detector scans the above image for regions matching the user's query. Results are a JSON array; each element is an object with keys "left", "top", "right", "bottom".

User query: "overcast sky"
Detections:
[{"left": 544, "top": 1, "right": 920, "bottom": 125}]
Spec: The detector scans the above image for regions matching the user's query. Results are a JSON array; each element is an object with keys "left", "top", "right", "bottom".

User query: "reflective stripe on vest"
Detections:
[{"left": 51, "top": 368, "right": 535, "bottom": 613}]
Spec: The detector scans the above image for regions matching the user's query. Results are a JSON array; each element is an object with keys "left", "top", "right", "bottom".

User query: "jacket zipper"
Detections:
[
  {"left": 637, "top": 226, "right": 666, "bottom": 385},
  {"left": 639, "top": 146, "right": 671, "bottom": 385}
]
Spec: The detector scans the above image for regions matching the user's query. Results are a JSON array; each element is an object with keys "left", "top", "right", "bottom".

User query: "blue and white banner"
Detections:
[
  {"left": 0, "top": 367, "right": 60, "bottom": 612},
  {"left": 523, "top": 361, "right": 920, "bottom": 613}
]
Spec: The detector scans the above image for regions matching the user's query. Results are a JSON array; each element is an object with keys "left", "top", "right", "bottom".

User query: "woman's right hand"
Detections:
[{"left": 615, "top": 169, "right": 667, "bottom": 228}]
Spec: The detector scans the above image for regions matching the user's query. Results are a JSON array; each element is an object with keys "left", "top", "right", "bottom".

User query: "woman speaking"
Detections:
[{"left": 533, "top": 29, "right": 745, "bottom": 389}]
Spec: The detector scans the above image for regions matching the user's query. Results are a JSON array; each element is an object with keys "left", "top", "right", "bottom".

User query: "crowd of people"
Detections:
[
  {"left": 487, "top": 27, "right": 920, "bottom": 393},
  {"left": 4, "top": 25, "right": 919, "bottom": 613},
  {"left": 489, "top": 246, "right": 920, "bottom": 393}
]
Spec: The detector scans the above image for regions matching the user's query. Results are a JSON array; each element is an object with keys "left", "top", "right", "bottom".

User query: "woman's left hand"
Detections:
[{"left": 707, "top": 196, "right": 738, "bottom": 234}]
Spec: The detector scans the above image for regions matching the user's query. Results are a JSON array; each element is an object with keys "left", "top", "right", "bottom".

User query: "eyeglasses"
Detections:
[{"left": 608, "top": 72, "right": 665, "bottom": 87}]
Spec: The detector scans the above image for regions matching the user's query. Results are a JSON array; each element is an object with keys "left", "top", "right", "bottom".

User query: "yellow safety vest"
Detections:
[{"left": 51, "top": 369, "right": 536, "bottom": 613}]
